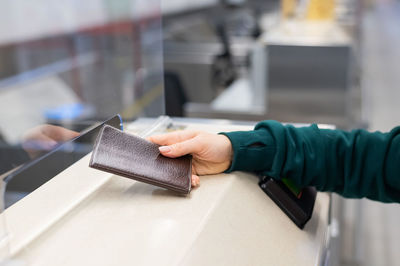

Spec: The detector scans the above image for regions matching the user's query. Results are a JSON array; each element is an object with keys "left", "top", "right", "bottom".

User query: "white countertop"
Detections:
[{"left": 2, "top": 119, "right": 331, "bottom": 266}]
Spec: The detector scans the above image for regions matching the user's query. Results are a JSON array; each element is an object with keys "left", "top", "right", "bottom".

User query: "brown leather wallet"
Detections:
[{"left": 89, "top": 125, "right": 192, "bottom": 194}]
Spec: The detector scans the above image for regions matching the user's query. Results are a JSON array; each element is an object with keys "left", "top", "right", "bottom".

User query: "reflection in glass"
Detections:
[{"left": 0, "top": 0, "right": 164, "bottom": 208}]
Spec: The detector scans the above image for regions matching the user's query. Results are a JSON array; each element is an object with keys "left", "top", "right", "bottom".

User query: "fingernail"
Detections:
[{"left": 159, "top": 146, "right": 171, "bottom": 153}]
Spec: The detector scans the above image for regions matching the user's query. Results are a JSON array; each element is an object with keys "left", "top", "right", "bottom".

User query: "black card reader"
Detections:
[{"left": 259, "top": 176, "right": 317, "bottom": 229}]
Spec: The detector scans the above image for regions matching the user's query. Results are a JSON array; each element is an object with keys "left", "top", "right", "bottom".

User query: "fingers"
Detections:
[
  {"left": 23, "top": 135, "right": 58, "bottom": 150},
  {"left": 159, "top": 138, "right": 202, "bottom": 158},
  {"left": 42, "top": 125, "right": 80, "bottom": 142},
  {"left": 22, "top": 134, "right": 58, "bottom": 159},
  {"left": 191, "top": 174, "right": 200, "bottom": 187},
  {"left": 147, "top": 130, "right": 198, "bottom": 146}
]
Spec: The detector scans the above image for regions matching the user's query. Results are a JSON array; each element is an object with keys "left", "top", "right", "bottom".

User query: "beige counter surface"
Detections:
[{"left": 3, "top": 119, "right": 331, "bottom": 266}]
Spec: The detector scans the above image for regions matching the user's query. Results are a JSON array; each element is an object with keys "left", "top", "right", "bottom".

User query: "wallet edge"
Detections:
[
  {"left": 90, "top": 160, "right": 191, "bottom": 194},
  {"left": 89, "top": 125, "right": 192, "bottom": 194},
  {"left": 88, "top": 124, "right": 107, "bottom": 169}
]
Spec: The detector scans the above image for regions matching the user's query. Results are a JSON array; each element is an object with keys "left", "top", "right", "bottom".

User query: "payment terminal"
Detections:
[{"left": 259, "top": 176, "right": 317, "bottom": 229}]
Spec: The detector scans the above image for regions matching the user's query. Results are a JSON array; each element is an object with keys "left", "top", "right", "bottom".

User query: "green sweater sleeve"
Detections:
[{"left": 220, "top": 120, "right": 400, "bottom": 203}]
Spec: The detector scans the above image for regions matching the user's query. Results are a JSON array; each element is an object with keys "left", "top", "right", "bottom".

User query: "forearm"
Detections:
[{"left": 222, "top": 121, "right": 400, "bottom": 203}]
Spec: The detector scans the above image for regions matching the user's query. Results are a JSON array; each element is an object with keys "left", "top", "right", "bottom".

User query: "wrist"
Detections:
[
  {"left": 217, "top": 133, "right": 234, "bottom": 172},
  {"left": 219, "top": 130, "right": 276, "bottom": 173}
]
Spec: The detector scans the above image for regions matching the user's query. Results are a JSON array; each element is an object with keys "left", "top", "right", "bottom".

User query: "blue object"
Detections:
[{"left": 44, "top": 103, "right": 86, "bottom": 120}]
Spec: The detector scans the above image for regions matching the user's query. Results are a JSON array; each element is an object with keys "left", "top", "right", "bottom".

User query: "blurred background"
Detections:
[{"left": 0, "top": 0, "right": 399, "bottom": 265}]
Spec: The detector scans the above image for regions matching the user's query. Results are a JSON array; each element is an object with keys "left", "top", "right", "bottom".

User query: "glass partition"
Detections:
[{"left": 0, "top": 0, "right": 164, "bottom": 208}]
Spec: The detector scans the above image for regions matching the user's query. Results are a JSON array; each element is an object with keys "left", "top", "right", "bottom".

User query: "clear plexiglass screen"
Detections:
[{"left": 0, "top": 0, "right": 164, "bottom": 207}]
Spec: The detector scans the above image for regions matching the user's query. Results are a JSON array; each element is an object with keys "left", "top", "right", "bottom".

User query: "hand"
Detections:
[
  {"left": 147, "top": 130, "right": 233, "bottom": 187},
  {"left": 22, "top": 124, "right": 80, "bottom": 158}
]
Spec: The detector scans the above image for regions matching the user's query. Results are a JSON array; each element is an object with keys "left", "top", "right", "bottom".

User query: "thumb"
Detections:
[{"left": 159, "top": 138, "right": 201, "bottom": 158}]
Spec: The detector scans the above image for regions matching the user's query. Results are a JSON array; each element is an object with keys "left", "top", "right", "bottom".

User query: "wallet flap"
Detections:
[{"left": 89, "top": 125, "right": 192, "bottom": 194}]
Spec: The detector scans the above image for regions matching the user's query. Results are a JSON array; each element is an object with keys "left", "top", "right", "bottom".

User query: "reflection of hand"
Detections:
[
  {"left": 148, "top": 131, "right": 233, "bottom": 187},
  {"left": 22, "top": 124, "right": 80, "bottom": 158}
]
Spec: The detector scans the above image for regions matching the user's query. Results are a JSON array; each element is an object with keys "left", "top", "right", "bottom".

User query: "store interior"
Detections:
[{"left": 0, "top": 0, "right": 399, "bottom": 265}]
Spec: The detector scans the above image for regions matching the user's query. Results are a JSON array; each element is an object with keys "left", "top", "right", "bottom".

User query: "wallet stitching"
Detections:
[{"left": 90, "top": 125, "right": 191, "bottom": 194}]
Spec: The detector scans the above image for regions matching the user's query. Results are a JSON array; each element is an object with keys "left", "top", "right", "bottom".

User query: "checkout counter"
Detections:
[
  {"left": 1, "top": 117, "right": 333, "bottom": 265},
  {"left": 0, "top": 0, "right": 357, "bottom": 265}
]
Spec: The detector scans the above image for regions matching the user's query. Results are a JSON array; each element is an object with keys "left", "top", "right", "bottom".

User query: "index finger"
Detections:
[
  {"left": 42, "top": 125, "right": 80, "bottom": 141},
  {"left": 147, "top": 130, "right": 199, "bottom": 146}
]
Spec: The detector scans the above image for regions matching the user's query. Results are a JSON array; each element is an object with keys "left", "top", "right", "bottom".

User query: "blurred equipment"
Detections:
[
  {"left": 163, "top": 0, "right": 275, "bottom": 120},
  {"left": 162, "top": 0, "right": 362, "bottom": 129},
  {"left": 260, "top": 21, "right": 353, "bottom": 128},
  {"left": 211, "top": 18, "right": 238, "bottom": 91}
]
